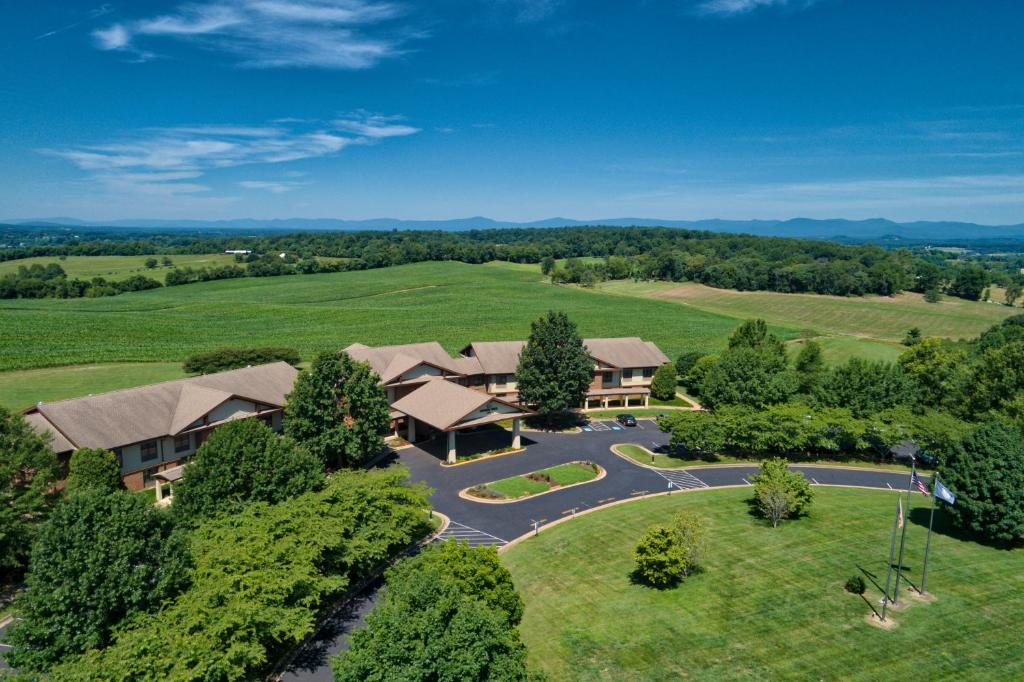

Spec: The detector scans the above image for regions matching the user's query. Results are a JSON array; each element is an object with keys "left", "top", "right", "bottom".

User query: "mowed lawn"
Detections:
[
  {"left": 502, "top": 487, "right": 1024, "bottom": 681},
  {"left": 0, "top": 254, "right": 239, "bottom": 281},
  {"left": 0, "top": 362, "right": 186, "bottom": 410},
  {"left": 593, "top": 279, "right": 1015, "bottom": 342}
]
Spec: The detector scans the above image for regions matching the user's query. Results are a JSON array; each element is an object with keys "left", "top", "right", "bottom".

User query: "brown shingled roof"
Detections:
[
  {"left": 464, "top": 337, "right": 669, "bottom": 373},
  {"left": 344, "top": 342, "right": 469, "bottom": 378},
  {"left": 26, "top": 362, "right": 298, "bottom": 451},
  {"left": 461, "top": 340, "right": 526, "bottom": 375}
]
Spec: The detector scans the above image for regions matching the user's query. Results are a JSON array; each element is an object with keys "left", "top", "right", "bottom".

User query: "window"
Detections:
[
  {"left": 140, "top": 440, "right": 158, "bottom": 462},
  {"left": 174, "top": 434, "right": 191, "bottom": 453},
  {"left": 622, "top": 369, "right": 634, "bottom": 379},
  {"left": 260, "top": 413, "right": 274, "bottom": 428},
  {"left": 642, "top": 367, "right": 654, "bottom": 378},
  {"left": 142, "top": 467, "right": 159, "bottom": 487}
]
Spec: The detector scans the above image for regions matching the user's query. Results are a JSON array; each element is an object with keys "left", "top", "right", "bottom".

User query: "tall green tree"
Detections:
[
  {"left": 813, "top": 358, "right": 915, "bottom": 417},
  {"left": 674, "top": 351, "right": 701, "bottom": 378},
  {"left": 948, "top": 264, "right": 988, "bottom": 301},
  {"left": 65, "top": 447, "right": 122, "bottom": 496},
  {"left": 727, "top": 319, "right": 784, "bottom": 353},
  {"left": 1005, "top": 282, "right": 1022, "bottom": 307},
  {"left": 333, "top": 543, "right": 531, "bottom": 681},
  {"left": 6, "top": 490, "right": 188, "bottom": 672},
  {"left": 898, "top": 338, "right": 967, "bottom": 411},
  {"left": 0, "top": 407, "right": 60, "bottom": 581},
  {"left": 650, "top": 363, "right": 678, "bottom": 401},
  {"left": 700, "top": 347, "right": 797, "bottom": 409},
  {"left": 285, "top": 351, "right": 392, "bottom": 467},
  {"left": 515, "top": 311, "right": 594, "bottom": 423},
  {"left": 174, "top": 419, "right": 323, "bottom": 523},
  {"left": 794, "top": 340, "right": 825, "bottom": 394},
  {"left": 966, "top": 341, "right": 1024, "bottom": 416},
  {"left": 938, "top": 422, "right": 1024, "bottom": 543}
]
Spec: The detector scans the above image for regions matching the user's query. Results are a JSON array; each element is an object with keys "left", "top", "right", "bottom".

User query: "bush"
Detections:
[
  {"left": 183, "top": 346, "right": 301, "bottom": 374},
  {"left": 651, "top": 363, "right": 678, "bottom": 400},
  {"left": 65, "top": 447, "right": 122, "bottom": 496},
  {"left": 750, "top": 457, "right": 814, "bottom": 527},
  {"left": 845, "top": 575, "right": 866, "bottom": 594},
  {"left": 675, "top": 351, "right": 701, "bottom": 378},
  {"left": 633, "top": 525, "right": 686, "bottom": 588}
]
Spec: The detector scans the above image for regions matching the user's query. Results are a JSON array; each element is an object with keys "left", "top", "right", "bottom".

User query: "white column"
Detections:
[
  {"left": 512, "top": 418, "right": 521, "bottom": 449},
  {"left": 447, "top": 431, "right": 457, "bottom": 464},
  {"left": 407, "top": 417, "right": 416, "bottom": 442},
  {"left": 154, "top": 480, "right": 163, "bottom": 502},
  {"left": 602, "top": 397, "right": 609, "bottom": 408},
  {"left": 643, "top": 394, "right": 649, "bottom": 408}
]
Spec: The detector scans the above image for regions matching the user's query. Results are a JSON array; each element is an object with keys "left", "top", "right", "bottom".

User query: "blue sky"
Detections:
[{"left": 1, "top": 0, "right": 1023, "bottom": 223}]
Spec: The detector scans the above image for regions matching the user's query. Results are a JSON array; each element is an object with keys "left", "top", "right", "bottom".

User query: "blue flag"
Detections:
[{"left": 935, "top": 480, "right": 956, "bottom": 505}]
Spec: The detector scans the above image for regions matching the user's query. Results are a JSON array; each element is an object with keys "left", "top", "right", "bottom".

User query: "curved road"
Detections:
[{"left": 279, "top": 419, "right": 912, "bottom": 680}]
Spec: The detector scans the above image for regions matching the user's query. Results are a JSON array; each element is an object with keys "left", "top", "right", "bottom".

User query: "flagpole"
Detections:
[
  {"left": 892, "top": 462, "right": 915, "bottom": 605},
  {"left": 880, "top": 495, "right": 900, "bottom": 622},
  {"left": 919, "top": 472, "right": 939, "bottom": 596}
]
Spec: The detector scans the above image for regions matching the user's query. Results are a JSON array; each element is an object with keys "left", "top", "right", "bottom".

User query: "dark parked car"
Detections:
[{"left": 616, "top": 413, "right": 637, "bottom": 427}]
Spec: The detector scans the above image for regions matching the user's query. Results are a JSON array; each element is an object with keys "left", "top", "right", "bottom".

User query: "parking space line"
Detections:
[
  {"left": 812, "top": 478, "right": 820, "bottom": 484},
  {"left": 435, "top": 520, "right": 508, "bottom": 547},
  {"left": 656, "top": 469, "right": 709, "bottom": 491},
  {"left": 741, "top": 477, "right": 752, "bottom": 485}
]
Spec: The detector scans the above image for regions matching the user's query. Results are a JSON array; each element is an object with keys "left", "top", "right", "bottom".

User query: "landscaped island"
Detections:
[{"left": 466, "top": 461, "right": 602, "bottom": 501}]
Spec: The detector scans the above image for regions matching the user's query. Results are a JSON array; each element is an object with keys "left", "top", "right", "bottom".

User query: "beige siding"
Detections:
[{"left": 456, "top": 401, "right": 521, "bottom": 425}]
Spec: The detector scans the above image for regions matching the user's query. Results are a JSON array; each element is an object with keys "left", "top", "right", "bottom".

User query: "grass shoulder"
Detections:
[{"left": 613, "top": 443, "right": 925, "bottom": 473}]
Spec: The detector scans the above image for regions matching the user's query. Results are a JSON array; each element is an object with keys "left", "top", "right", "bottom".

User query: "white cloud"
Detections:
[
  {"left": 91, "top": 0, "right": 409, "bottom": 69},
  {"left": 238, "top": 179, "right": 307, "bottom": 192},
  {"left": 44, "top": 115, "right": 417, "bottom": 197},
  {"left": 333, "top": 112, "right": 420, "bottom": 138},
  {"left": 697, "top": 0, "right": 817, "bottom": 17}
]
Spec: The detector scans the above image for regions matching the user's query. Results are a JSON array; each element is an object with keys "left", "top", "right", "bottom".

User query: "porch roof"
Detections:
[{"left": 585, "top": 386, "right": 651, "bottom": 396}]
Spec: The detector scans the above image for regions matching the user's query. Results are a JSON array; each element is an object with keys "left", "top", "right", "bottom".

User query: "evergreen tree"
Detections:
[
  {"left": 902, "top": 327, "right": 923, "bottom": 346},
  {"left": 674, "top": 351, "right": 701, "bottom": 378},
  {"left": 0, "top": 407, "right": 60, "bottom": 581},
  {"left": 285, "top": 351, "right": 392, "bottom": 467},
  {"left": 174, "top": 419, "right": 323, "bottom": 523},
  {"left": 6, "top": 490, "right": 188, "bottom": 671},
  {"left": 794, "top": 340, "right": 825, "bottom": 394},
  {"left": 650, "top": 363, "right": 678, "bottom": 401},
  {"left": 65, "top": 448, "right": 122, "bottom": 496},
  {"left": 515, "top": 311, "right": 594, "bottom": 424}
]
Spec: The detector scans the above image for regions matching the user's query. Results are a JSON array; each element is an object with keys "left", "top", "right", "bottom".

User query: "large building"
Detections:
[
  {"left": 25, "top": 362, "right": 298, "bottom": 490},
  {"left": 347, "top": 336, "right": 670, "bottom": 462},
  {"left": 26, "top": 336, "right": 670, "bottom": 483}
]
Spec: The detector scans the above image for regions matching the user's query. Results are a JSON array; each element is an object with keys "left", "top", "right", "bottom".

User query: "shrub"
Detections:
[
  {"left": 65, "top": 447, "right": 122, "bottom": 496},
  {"left": 675, "top": 351, "right": 701, "bottom": 378},
  {"left": 670, "top": 511, "right": 707, "bottom": 576},
  {"left": 182, "top": 346, "right": 301, "bottom": 374},
  {"left": 651, "top": 363, "right": 678, "bottom": 400},
  {"left": 845, "top": 575, "right": 866, "bottom": 594},
  {"left": 750, "top": 457, "right": 814, "bottom": 527},
  {"left": 633, "top": 524, "right": 686, "bottom": 588}
]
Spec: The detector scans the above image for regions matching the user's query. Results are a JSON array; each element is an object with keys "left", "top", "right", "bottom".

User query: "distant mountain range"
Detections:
[{"left": 5, "top": 216, "right": 1024, "bottom": 242}]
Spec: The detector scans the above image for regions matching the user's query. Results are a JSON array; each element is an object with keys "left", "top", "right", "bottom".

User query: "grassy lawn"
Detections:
[
  {"left": 0, "top": 254, "right": 238, "bottom": 281},
  {"left": 472, "top": 462, "right": 599, "bottom": 500},
  {"left": 585, "top": 408, "right": 670, "bottom": 420},
  {"left": 649, "top": 395, "right": 692, "bottom": 407},
  {"left": 0, "top": 362, "right": 186, "bottom": 410},
  {"left": 592, "top": 279, "right": 1014, "bottom": 343},
  {"left": 503, "top": 487, "right": 1024, "bottom": 681},
  {"left": 786, "top": 335, "right": 905, "bottom": 365}
]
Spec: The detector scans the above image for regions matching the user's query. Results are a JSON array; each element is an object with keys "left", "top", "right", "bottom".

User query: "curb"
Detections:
[
  {"left": 459, "top": 464, "right": 606, "bottom": 504},
  {"left": 441, "top": 446, "right": 526, "bottom": 468}
]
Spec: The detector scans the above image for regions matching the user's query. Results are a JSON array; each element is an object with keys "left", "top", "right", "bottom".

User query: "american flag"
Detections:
[{"left": 911, "top": 469, "right": 930, "bottom": 496}]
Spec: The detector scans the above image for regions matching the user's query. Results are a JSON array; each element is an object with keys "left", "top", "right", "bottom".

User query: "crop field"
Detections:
[
  {"left": 0, "top": 254, "right": 239, "bottom": 281},
  {"left": 503, "top": 486, "right": 1024, "bottom": 681},
  {"left": 0, "top": 261, "right": 759, "bottom": 398},
  {"left": 591, "top": 279, "right": 1015, "bottom": 342}
]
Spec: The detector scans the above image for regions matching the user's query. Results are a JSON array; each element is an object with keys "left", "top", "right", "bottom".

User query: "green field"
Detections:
[
  {"left": 502, "top": 487, "right": 1023, "bottom": 681},
  {"left": 0, "top": 260, "right": 756, "bottom": 372},
  {"left": 0, "top": 362, "right": 186, "bottom": 410},
  {"left": 592, "top": 279, "right": 1015, "bottom": 343},
  {"left": 0, "top": 254, "right": 239, "bottom": 281}
]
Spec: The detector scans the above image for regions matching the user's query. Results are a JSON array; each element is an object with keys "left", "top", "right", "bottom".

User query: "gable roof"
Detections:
[
  {"left": 461, "top": 340, "right": 527, "bottom": 375},
  {"left": 391, "top": 379, "right": 524, "bottom": 431},
  {"left": 27, "top": 362, "right": 298, "bottom": 451},
  {"left": 464, "top": 337, "right": 669, "bottom": 373},
  {"left": 583, "top": 338, "right": 670, "bottom": 368},
  {"left": 344, "top": 342, "right": 469, "bottom": 378}
]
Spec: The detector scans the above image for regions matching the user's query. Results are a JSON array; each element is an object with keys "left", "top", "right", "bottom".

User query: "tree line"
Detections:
[{"left": 3, "top": 225, "right": 1017, "bottom": 301}]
